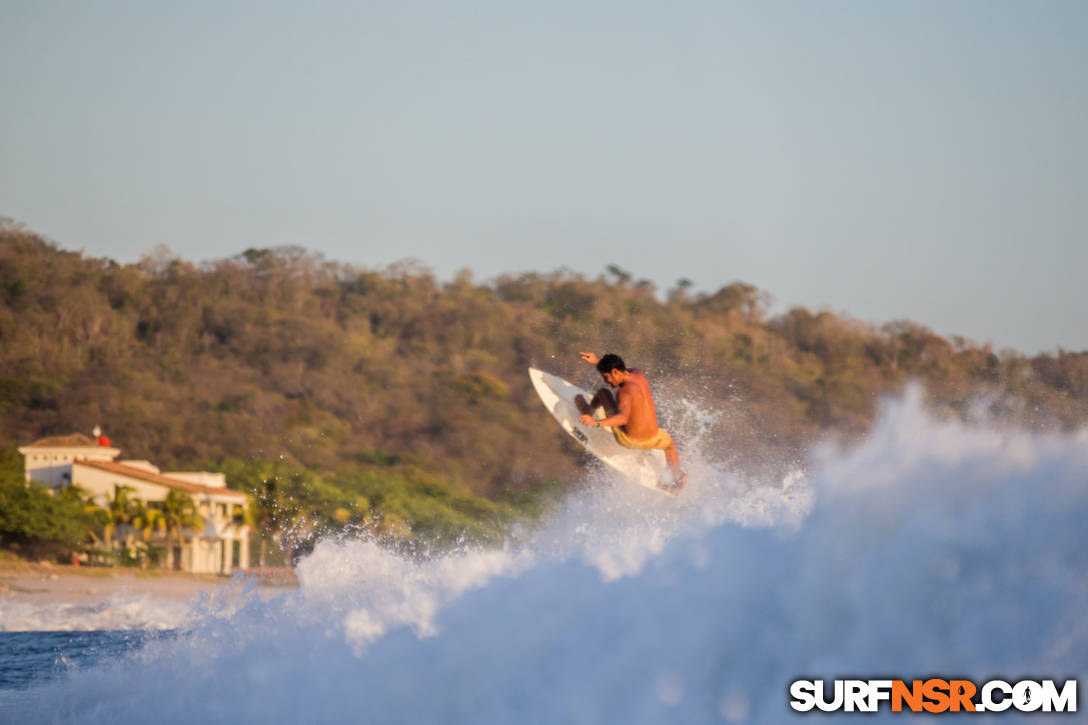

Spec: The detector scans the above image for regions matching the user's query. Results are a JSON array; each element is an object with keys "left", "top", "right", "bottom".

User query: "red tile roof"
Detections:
[
  {"left": 26, "top": 434, "right": 102, "bottom": 448},
  {"left": 74, "top": 460, "right": 247, "bottom": 500}
]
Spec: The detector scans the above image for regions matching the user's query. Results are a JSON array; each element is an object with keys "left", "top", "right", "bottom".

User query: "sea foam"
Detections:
[{"left": 10, "top": 385, "right": 1088, "bottom": 723}]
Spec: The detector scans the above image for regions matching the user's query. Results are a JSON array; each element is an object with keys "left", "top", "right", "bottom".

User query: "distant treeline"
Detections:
[{"left": 1, "top": 220, "right": 1085, "bottom": 526}]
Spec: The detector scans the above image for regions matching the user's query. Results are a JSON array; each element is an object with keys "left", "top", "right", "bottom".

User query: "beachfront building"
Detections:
[{"left": 17, "top": 433, "right": 250, "bottom": 574}]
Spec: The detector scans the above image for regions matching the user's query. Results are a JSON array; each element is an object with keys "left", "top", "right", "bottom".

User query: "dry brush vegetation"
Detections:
[{"left": 2, "top": 220, "right": 1085, "bottom": 557}]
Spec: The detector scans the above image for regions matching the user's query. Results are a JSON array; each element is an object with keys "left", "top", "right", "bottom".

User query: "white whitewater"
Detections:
[
  {"left": 0, "top": 593, "right": 195, "bottom": 632},
  {"left": 9, "top": 385, "right": 1088, "bottom": 723}
]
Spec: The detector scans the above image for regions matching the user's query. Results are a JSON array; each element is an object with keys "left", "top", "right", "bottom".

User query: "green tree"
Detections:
[
  {"left": 130, "top": 500, "right": 166, "bottom": 543},
  {"left": 3, "top": 220, "right": 1088, "bottom": 560},
  {"left": 0, "top": 451, "right": 106, "bottom": 560},
  {"left": 103, "top": 485, "right": 138, "bottom": 551},
  {"left": 161, "top": 490, "right": 203, "bottom": 569}
]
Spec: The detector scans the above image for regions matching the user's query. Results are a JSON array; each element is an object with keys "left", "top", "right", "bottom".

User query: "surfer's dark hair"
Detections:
[{"left": 597, "top": 354, "right": 626, "bottom": 374}]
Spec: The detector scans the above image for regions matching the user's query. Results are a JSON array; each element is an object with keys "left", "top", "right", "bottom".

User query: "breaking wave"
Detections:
[
  {"left": 8, "top": 385, "right": 1088, "bottom": 723},
  {"left": 0, "top": 593, "right": 194, "bottom": 632}
]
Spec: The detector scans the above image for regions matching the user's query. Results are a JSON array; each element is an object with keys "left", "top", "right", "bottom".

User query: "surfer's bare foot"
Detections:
[{"left": 658, "top": 470, "right": 686, "bottom": 494}]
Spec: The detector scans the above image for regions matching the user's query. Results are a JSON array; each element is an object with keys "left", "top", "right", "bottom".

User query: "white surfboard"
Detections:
[{"left": 528, "top": 367, "right": 672, "bottom": 494}]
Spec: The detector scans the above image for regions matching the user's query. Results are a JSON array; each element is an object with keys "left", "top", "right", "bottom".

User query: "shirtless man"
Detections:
[{"left": 574, "top": 351, "right": 685, "bottom": 490}]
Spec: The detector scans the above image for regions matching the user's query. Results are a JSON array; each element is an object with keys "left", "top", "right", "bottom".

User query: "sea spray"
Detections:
[
  {"left": 0, "top": 592, "right": 196, "bottom": 632},
  {"left": 8, "top": 386, "right": 1088, "bottom": 723},
  {"left": 298, "top": 538, "right": 528, "bottom": 648}
]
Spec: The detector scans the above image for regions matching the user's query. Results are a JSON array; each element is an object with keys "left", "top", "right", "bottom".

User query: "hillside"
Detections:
[{"left": 2, "top": 219, "right": 1086, "bottom": 503}]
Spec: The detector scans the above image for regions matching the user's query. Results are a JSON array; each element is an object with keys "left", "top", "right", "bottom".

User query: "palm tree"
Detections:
[
  {"left": 229, "top": 497, "right": 256, "bottom": 571},
  {"left": 131, "top": 502, "right": 166, "bottom": 542},
  {"left": 162, "top": 490, "right": 203, "bottom": 570},
  {"left": 103, "top": 485, "right": 138, "bottom": 553},
  {"left": 129, "top": 500, "right": 166, "bottom": 567},
  {"left": 232, "top": 497, "right": 256, "bottom": 532}
]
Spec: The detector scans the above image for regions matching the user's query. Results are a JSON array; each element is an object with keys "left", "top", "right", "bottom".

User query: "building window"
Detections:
[{"left": 217, "top": 503, "right": 227, "bottom": 519}]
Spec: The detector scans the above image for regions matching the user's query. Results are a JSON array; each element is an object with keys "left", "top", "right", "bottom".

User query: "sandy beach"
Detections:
[{"left": 0, "top": 559, "right": 294, "bottom": 631}]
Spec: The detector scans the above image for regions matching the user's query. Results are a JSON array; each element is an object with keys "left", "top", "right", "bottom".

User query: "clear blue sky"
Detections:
[{"left": 2, "top": 1, "right": 1085, "bottom": 353}]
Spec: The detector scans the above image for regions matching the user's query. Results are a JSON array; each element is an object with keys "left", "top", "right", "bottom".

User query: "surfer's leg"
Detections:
[
  {"left": 575, "top": 388, "right": 618, "bottom": 416},
  {"left": 595, "top": 388, "right": 618, "bottom": 415},
  {"left": 664, "top": 441, "right": 686, "bottom": 489}
]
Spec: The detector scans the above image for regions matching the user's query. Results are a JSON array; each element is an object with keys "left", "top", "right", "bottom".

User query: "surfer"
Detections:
[{"left": 574, "top": 352, "right": 686, "bottom": 490}]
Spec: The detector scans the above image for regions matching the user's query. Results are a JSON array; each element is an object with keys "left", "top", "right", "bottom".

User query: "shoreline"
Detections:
[{"left": 0, "top": 559, "right": 294, "bottom": 630}]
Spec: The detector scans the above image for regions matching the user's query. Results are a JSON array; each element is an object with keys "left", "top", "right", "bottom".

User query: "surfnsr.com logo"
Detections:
[{"left": 789, "top": 678, "right": 1077, "bottom": 714}]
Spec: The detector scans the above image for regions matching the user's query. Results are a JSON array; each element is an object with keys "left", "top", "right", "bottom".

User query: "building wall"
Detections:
[
  {"left": 18, "top": 442, "right": 251, "bottom": 574},
  {"left": 69, "top": 462, "right": 250, "bottom": 574},
  {"left": 71, "top": 464, "right": 171, "bottom": 506},
  {"left": 19, "top": 446, "right": 119, "bottom": 486},
  {"left": 165, "top": 471, "right": 227, "bottom": 488}
]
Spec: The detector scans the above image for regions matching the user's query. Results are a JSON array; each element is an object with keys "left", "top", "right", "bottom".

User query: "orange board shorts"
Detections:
[{"left": 612, "top": 426, "right": 673, "bottom": 451}]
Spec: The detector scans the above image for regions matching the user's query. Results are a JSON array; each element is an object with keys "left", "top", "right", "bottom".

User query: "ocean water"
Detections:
[
  {"left": 0, "top": 631, "right": 174, "bottom": 700},
  {"left": 3, "top": 385, "right": 1086, "bottom": 723}
]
